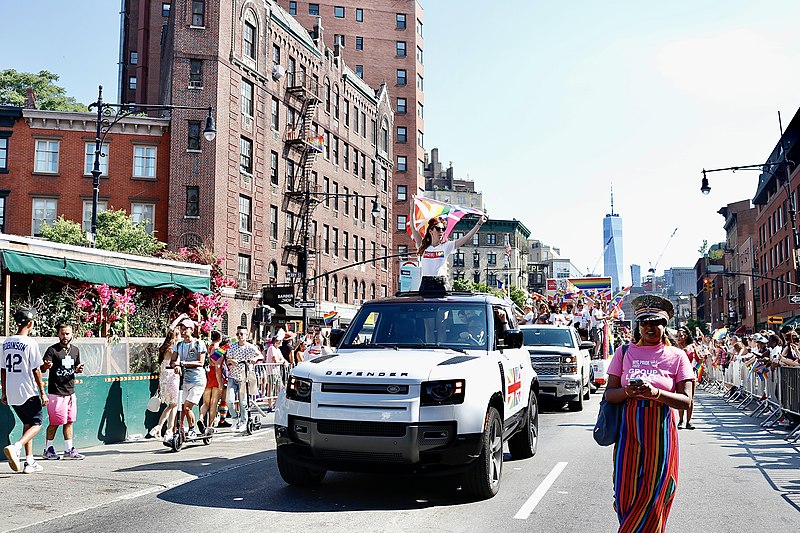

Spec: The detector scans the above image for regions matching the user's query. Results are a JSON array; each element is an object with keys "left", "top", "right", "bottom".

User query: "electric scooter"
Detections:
[{"left": 164, "top": 362, "right": 213, "bottom": 451}]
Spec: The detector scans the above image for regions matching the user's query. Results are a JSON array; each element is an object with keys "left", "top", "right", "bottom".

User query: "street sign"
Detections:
[
  {"left": 295, "top": 300, "right": 316, "bottom": 308},
  {"left": 286, "top": 272, "right": 302, "bottom": 279},
  {"left": 789, "top": 294, "right": 800, "bottom": 305},
  {"left": 767, "top": 315, "right": 784, "bottom": 325}
]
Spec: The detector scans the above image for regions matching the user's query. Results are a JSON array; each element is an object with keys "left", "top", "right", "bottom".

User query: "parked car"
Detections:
[
  {"left": 274, "top": 291, "right": 539, "bottom": 499},
  {"left": 519, "top": 324, "right": 593, "bottom": 411}
]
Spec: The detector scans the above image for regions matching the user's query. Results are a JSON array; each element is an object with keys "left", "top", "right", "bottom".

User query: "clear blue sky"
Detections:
[{"left": 3, "top": 1, "right": 800, "bottom": 283}]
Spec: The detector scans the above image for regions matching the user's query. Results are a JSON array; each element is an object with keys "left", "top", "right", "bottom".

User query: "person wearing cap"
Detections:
[
  {"left": 2, "top": 308, "right": 48, "bottom": 474},
  {"left": 170, "top": 318, "right": 207, "bottom": 439},
  {"left": 605, "top": 295, "right": 695, "bottom": 532},
  {"left": 409, "top": 201, "right": 487, "bottom": 293}
]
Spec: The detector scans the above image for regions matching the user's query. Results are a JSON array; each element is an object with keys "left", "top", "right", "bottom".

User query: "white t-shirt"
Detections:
[
  {"left": 573, "top": 308, "right": 589, "bottom": 328},
  {"left": 2, "top": 335, "right": 43, "bottom": 406},
  {"left": 521, "top": 311, "right": 535, "bottom": 324},
  {"left": 420, "top": 240, "right": 456, "bottom": 277}
]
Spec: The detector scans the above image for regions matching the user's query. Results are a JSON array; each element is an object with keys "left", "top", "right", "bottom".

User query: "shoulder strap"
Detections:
[{"left": 622, "top": 344, "right": 629, "bottom": 356}]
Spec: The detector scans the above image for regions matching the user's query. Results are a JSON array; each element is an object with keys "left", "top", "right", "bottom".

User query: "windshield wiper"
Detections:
[{"left": 393, "top": 343, "right": 470, "bottom": 354}]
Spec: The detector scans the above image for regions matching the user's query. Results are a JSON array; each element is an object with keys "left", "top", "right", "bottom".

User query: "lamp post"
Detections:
[{"left": 87, "top": 85, "right": 216, "bottom": 244}]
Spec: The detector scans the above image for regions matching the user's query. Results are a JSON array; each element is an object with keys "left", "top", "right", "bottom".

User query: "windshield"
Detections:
[
  {"left": 339, "top": 302, "right": 489, "bottom": 350},
  {"left": 522, "top": 328, "right": 574, "bottom": 348}
]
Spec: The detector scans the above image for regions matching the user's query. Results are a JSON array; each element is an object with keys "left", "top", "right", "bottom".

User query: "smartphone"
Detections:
[{"left": 629, "top": 378, "right": 645, "bottom": 387}]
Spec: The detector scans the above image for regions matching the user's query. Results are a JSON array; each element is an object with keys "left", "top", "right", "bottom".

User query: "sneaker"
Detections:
[
  {"left": 4, "top": 444, "right": 22, "bottom": 472},
  {"left": 64, "top": 448, "right": 85, "bottom": 460},
  {"left": 187, "top": 428, "right": 197, "bottom": 439},
  {"left": 197, "top": 420, "right": 206, "bottom": 434},
  {"left": 677, "top": 422, "right": 684, "bottom": 429},
  {"left": 685, "top": 423, "right": 696, "bottom": 430},
  {"left": 218, "top": 420, "right": 232, "bottom": 428},
  {"left": 42, "top": 446, "right": 60, "bottom": 460},
  {"left": 23, "top": 460, "right": 43, "bottom": 474}
]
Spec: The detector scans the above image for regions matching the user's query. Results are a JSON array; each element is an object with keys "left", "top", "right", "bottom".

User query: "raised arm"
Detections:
[
  {"left": 410, "top": 197, "right": 422, "bottom": 246},
  {"left": 454, "top": 214, "right": 487, "bottom": 249}
]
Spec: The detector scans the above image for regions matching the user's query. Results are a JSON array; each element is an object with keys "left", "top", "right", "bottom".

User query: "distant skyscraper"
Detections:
[
  {"left": 631, "top": 264, "right": 641, "bottom": 288},
  {"left": 603, "top": 186, "right": 624, "bottom": 292}
]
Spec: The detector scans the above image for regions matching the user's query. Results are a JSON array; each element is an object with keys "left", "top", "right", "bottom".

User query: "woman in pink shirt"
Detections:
[{"left": 605, "top": 295, "right": 695, "bottom": 533}]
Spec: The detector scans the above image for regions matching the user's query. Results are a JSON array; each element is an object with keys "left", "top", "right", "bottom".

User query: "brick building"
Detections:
[
  {"left": 277, "top": 0, "right": 425, "bottom": 263},
  {"left": 0, "top": 105, "right": 170, "bottom": 239},
  {"left": 451, "top": 218, "right": 530, "bottom": 292},
  {"left": 119, "top": 0, "right": 394, "bottom": 331},
  {"left": 718, "top": 200, "right": 757, "bottom": 333}
]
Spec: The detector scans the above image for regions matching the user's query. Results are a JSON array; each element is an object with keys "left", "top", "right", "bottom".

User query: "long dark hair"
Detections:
[
  {"left": 677, "top": 325, "right": 695, "bottom": 346},
  {"left": 417, "top": 217, "right": 445, "bottom": 256}
]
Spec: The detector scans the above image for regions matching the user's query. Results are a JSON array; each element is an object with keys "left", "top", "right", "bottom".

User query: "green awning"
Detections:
[
  {"left": 1, "top": 250, "right": 210, "bottom": 292},
  {"left": 781, "top": 316, "right": 800, "bottom": 328}
]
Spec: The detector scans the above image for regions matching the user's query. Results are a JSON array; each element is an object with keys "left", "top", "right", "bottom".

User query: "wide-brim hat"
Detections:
[
  {"left": 752, "top": 333, "right": 768, "bottom": 344},
  {"left": 631, "top": 294, "right": 674, "bottom": 322}
]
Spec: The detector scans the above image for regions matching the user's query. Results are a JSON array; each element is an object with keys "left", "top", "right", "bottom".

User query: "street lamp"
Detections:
[{"left": 87, "top": 85, "right": 215, "bottom": 244}]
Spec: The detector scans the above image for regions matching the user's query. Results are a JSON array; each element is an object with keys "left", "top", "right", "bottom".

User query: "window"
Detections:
[
  {"left": 396, "top": 41, "right": 406, "bottom": 57},
  {"left": 396, "top": 13, "right": 406, "bottom": 29},
  {"left": 270, "top": 205, "right": 278, "bottom": 240},
  {"left": 272, "top": 44, "right": 280, "bottom": 66},
  {"left": 162, "top": 3, "right": 171, "bottom": 17},
  {"left": 81, "top": 200, "right": 107, "bottom": 232},
  {"left": 417, "top": 74, "right": 424, "bottom": 90},
  {"left": 381, "top": 285, "right": 387, "bottom": 298},
  {"left": 243, "top": 21, "right": 256, "bottom": 59},
  {"left": 0, "top": 137, "right": 6, "bottom": 171},
  {"left": 239, "top": 195, "right": 252, "bottom": 232},
  {"left": 417, "top": 18, "right": 423, "bottom": 36},
  {"left": 130, "top": 51, "right": 138, "bottom": 65},
  {"left": 333, "top": 181, "right": 340, "bottom": 210},
  {"left": 334, "top": 34, "right": 345, "bottom": 47},
  {"left": 189, "top": 59, "right": 202, "bottom": 87},
  {"left": 186, "top": 186, "right": 200, "bottom": 216},
  {"left": 355, "top": 65, "right": 363, "bottom": 78},
  {"left": 472, "top": 233, "right": 479, "bottom": 246},
  {"left": 397, "top": 126, "right": 407, "bottom": 143},
  {"left": 309, "top": 3, "right": 319, "bottom": 15},
  {"left": 240, "top": 137, "right": 253, "bottom": 174},
  {"left": 417, "top": 130, "right": 424, "bottom": 147},
  {"left": 133, "top": 145, "right": 156, "bottom": 178},
  {"left": 344, "top": 99, "right": 350, "bottom": 126},
  {"left": 84, "top": 142, "right": 108, "bottom": 175},
  {"left": 32, "top": 198, "right": 57, "bottom": 236},
  {"left": 473, "top": 252, "right": 480, "bottom": 267},
  {"left": 34, "top": 139, "right": 59, "bottom": 173},
  {"left": 398, "top": 244, "right": 409, "bottom": 261},
  {"left": 355, "top": 36, "right": 363, "bottom": 50},
  {"left": 241, "top": 79, "right": 253, "bottom": 116},
  {"left": 396, "top": 69, "right": 407, "bottom": 85},
  {"left": 129, "top": 76, "right": 137, "bottom": 90},
  {"left": 487, "top": 234, "right": 497, "bottom": 245},
  {"left": 289, "top": 1, "right": 296, "bottom": 15},
  {"left": 187, "top": 120, "right": 201, "bottom": 150},
  {"left": 417, "top": 46, "right": 423, "bottom": 64},
  {"left": 352, "top": 193, "right": 358, "bottom": 218},
  {"left": 397, "top": 97, "right": 407, "bottom": 114},
  {"left": 356, "top": 8, "right": 363, "bottom": 21},
  {"left": 381, "top": 206, "right": 388, "bottom": 230},
  {"left": 353, "top": 235, "right": 359, "bottom": 260},
  {"left": 323, "top": 224, "right": 330, "bottom": 254},
  {"left": 361, "top": 238, "right": 366, "bottom": 262},
  {"left": 324, "top": 177, "right": 330, "bottom": 207},
  {"left": 397, "top": 155, "right": 407, "bottom": 172},
  {"left": 397, "top": 214, "right": 407, "bottom": 232},
  {"left": 343, "top": 145, "right": 349, "bottom": 170},
  {"left": 0, "top": 194, "right": 6, "bottom": 233},
  {"left": 397, "top": 184, "right": 407, "bottom": 201},
  {"left": 332, "top": 275, "right": 338, "bottom": 300},
  {"left": 381, "top": 122, "right": 389, "bottom": 152},
  {"left": 131, "top": 203, "right": 155, "bottom": 235},
  {"left": 271, "top": 96, "right": 280, "bottom": 130},
  {"left": 333, "top": 87, "right": 340, "bottom": 119},
  {"left": 454, "top": 252, "right": 465, "bottom": 267},
  {"left": 332, "top": 228, "right": 339, "bottom": 256},
  {"left": 353, "top": 106, "right": 359, "bottom": 132},
  {"left": 334, "top": 6, "right": 344, "bottom": 18},
  {"left": 237, "top": 254, "right": 251, "bottom": 285},
  {"left": 417, "top": 102, "right": 424, "bottom": 119},
  {"left": 488, "top": 253, "right": 497, "bottom": 266},
  {"left": 325, "top": 80, "right": 330, "bottom": 113},
  {"left": 333, "top": 137, "right": 339, "bottom": 165},
  {"left": 343, "top": 231, "right": 349, "bottom": 258},
  {"left": 270, "top": 151, "right": 279, "bottom": 185},
  {"left": 191, "top": 0, "right": 205, "bottom": 26},
  {"left": 371, "top": 119, "right": 377, "bottom": 145}
]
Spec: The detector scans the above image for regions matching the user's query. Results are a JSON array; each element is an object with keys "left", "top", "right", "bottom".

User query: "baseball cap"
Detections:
[
  {"left": 13, "top": 307, "right": 36, "bottom": 326},
  {"left": 180, "top": 318, "right": 196, "bottom": 329}
]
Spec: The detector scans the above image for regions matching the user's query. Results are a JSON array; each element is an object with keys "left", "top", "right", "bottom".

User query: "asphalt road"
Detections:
[{"left": 3, "top": 390, "right": 799, "bottom": 533}]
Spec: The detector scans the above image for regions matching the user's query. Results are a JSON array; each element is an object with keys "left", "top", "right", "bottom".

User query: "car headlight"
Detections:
[
  {"left": 421, "top": 379, "right": 465, "bottom": 406},
  {"left": 286, "top": 376, "right": 312, "bottom": 403}
]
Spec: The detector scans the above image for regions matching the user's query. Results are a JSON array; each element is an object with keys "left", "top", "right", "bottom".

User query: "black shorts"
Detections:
[{"left": 12, "top": 395, "right": 44, "bottom": 426}]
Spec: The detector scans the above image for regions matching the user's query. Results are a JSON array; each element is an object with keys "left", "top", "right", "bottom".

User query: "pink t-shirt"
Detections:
[{"left": 608, "top": 344, "right": 695, "bottom": 392}]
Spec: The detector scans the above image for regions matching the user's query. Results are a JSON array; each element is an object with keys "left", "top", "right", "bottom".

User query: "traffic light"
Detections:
[{"left": 703, "top": 278, "right": 713, "bottom": 293}]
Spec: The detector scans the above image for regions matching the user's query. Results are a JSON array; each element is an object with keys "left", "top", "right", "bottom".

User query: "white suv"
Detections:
[{"left": 274, "top": 292, "right": 539, "bottom": 499}]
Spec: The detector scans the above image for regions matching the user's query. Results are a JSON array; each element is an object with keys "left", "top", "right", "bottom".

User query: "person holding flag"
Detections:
[{"left": 410, "top": 196, "right": 486, "bottom": 292}]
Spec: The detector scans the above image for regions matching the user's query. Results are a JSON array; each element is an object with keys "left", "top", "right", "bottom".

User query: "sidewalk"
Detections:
[{"left": 0, "top": 415, "right": 276, "bottom": 533}]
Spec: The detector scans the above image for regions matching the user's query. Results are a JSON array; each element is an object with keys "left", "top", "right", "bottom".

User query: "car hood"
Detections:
[{"left": 293, "top": 348, "right": 481, "bottom": 381}]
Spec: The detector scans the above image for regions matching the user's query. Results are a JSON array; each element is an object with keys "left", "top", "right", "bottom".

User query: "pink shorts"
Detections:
[{"left": 47, "top": 393, "right": 77, "bottom": 425}]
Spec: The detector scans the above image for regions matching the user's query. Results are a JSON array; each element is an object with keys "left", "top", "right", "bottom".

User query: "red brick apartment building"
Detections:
[
  {"left": 0, "top": 105, "right": 170, "bottom": 239},
  {"left": 276, "top": 0, "right": 425, "bottom": 258},
  {"left": 750, "top": 116, "right": 800, "bottom": 328},
  {"left": 119, "top": 0, "right": 394, "bottom": 328},
  {"left": 718, "top": 200, "right": 757, "bottom": 333}
]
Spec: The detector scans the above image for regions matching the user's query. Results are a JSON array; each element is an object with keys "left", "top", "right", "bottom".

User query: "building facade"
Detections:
[
  {"left": 603, "top": 193, "right": 624, "bottom": 292},
  {"left": 0, "top": 106, "right": 170, "bottom": 239},
  {"left": 451, "top": 218, "right": 530, "bottom": 291},
  {"left": 630, "top": 264, "right": 641, "bottom": 288},
  {"left": 279, "top": 0, "right": 425, "bottom": 261},
  {"left": 718, "top": 200, "right": 757, "bottom": 333},
  {"left": 119, "top": 0, "right": 394, "bottom": 332}
]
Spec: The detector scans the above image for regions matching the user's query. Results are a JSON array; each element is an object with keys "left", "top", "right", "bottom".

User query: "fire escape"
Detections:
[{"left": 281, "top": 71, "right": 322, "bottom": 294}]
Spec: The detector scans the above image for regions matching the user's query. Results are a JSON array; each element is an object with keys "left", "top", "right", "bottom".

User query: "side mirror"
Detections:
[
  {"left": 579, "top": 340, "right": 595, "bottom": 351},
  {"left": 329, "top": 328, "right": 346, "bottom": 348},
  {"left": 504, "top": 329, "right": 524, "bottom": 350}
]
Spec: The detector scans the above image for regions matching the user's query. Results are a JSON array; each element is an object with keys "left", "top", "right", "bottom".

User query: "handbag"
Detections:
[
  {"left": 146, "top": 394, "right": 162, "bottom": 413},
  {"left": 592, "top": 344, "right": 629, "bottom": 446}
]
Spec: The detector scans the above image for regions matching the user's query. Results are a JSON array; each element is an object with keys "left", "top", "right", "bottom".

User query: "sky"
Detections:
[{"left": 2, "top": 1, "right": 800, "bottom": 283}]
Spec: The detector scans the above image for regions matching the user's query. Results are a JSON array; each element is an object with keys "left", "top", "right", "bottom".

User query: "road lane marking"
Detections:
[{"left": 514, "top": 461, "right": 568, "bottom": 520}]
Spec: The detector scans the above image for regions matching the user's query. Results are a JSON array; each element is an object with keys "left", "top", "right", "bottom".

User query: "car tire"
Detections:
[
  {"left": 583, "top": 375, "right": 591, "bottom": 401},
  {"left": 508, "top": 391, "right": 538, "bottom": 459},
  {"left": 277, "top": 447, "right": 327, "bottom": 487},
  {"left": 568, "top": 377, "right": 585, "bottom": 411},
  {"left": 588, "top": 367, "right": 596, "bottom": 394},
  {"left": 462, "top": 407, "right": 503, "bottom": 499}
]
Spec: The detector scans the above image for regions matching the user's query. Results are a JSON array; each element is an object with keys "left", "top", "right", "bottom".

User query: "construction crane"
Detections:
[
  {"left": 587, "top": 235, "right": 614, "bottom": 276},
  {"left": 648, "top": 227, "right": 678, "bottom": 275}
]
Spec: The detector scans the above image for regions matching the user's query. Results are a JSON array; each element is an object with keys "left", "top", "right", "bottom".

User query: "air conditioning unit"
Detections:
[
  {"left": 271, "top": 241, "right": 278, "bottom": 250},
  {"left": 272, "top": 64, "right": 286, "bottom": 81},
  {"left": 189, "top": 80, "right": 202, "bottom": 88},
  {"left": 241, "top": 233, "right": 251, "bottom": 245}
]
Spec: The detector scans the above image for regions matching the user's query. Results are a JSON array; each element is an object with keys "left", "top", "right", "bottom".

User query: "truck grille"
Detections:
[
  {"left": 321, "top": 383, "right": 409, "bottom": 395},
  {"left": 534, "top": 366, "right": 560, "bottom": 376},
  {"left": 318, "top": 450, "right": 405, "bottom": 463},
  {"left": 530, "top": 355, "right": 560, "bottom": 363},
  {"left": 316, "top": 420, "right": 407, "bottom": 437}
]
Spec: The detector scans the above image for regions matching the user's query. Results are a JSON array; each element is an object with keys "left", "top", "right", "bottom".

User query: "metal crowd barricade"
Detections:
[
  {"left": 778, "top": 366, "right": 800, "bottom": 442},
  {"left": 251, "top": 362, "right": 290, "bottom": 407}
]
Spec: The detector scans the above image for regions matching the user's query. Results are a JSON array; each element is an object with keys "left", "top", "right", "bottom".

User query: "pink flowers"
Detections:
[{"left": 75, "top": 284, "right": 137, "bottom": 334}]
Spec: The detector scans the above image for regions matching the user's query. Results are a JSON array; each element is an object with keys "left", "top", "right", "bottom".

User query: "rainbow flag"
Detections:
[
  {"left": 323, "top": 311, "right": 338, "bottom": 325},
  {"left": 712, "top": 328, "right": 728, "bottom": 341},
  {"left": 407, "top": 195, "right": 484, "bottom": 240},
  {"left": 606, "top": 286, "right": 632, "bottom": 314},
  {"left": 211, "top": 341, "right": 229, "bottom": 362}
]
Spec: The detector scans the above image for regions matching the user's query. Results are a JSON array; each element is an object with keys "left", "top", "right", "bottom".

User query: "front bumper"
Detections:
[
  {"left": 275, "top": 416, "right": 483, "bottom": 473},
  {"left": 537, "top": 375, "right": 582, "bottom": 400}
]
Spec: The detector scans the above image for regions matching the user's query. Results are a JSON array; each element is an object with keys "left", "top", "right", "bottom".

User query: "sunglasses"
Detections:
[{"left": 430, "top": 226, "right": 445, "bottom": 232}]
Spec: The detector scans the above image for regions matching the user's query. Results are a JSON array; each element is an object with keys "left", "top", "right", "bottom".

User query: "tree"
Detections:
[
  {"left": 0, "top": 69, "right": 86, "bottom": 112},
  {"left": 40, "top": 216, "right": 89, "bottom": 246}
]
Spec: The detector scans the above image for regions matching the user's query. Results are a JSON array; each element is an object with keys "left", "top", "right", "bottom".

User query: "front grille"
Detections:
[
  {"left": 535, "top": 366, "right": 560, "bottom": 376},
  {"left": 316, "top": 419, "right": 407, "bottom": 437},
  {"left": 318, "top": 450, "right": 405, "bottom": 463},
  {"left": 531, "top": 355, "right": 560, "bottom": 363},
  {"left": 321, "top": 383, "right": 409, "bottom": 394}
]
